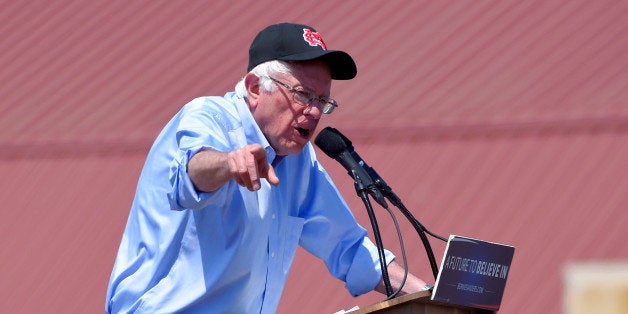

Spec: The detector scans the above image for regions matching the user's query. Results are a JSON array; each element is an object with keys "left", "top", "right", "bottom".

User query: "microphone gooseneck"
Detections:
[
  {"left": 315, "top": 127, "right": 393, "bottom": 295},
  {"left": 315, "top": 126, "right": 444, "bottom": 284}
]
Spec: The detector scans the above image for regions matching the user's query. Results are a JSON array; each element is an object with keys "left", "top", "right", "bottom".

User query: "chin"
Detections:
[{"left": 276, "top": 142, "right": 306, "bottom": 156}]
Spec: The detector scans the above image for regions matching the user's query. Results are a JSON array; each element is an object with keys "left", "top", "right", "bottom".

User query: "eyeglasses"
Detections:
[{"left": 264, "top": 76, "right": 338, "bottom": 114}]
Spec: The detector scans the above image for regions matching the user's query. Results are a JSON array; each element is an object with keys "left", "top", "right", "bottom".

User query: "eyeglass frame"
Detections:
[{"left": 262, "top": 76, "right": 338, "bottom": 114}]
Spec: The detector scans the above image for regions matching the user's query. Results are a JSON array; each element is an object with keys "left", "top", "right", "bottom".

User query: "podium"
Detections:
[{"left": 351, "top": 291, "right": 495, "bottom": 314}]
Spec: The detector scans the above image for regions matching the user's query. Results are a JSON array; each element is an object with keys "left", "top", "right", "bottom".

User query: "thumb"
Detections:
[{"left": 264, "top": 163, "right": 280, "bottom": 186}]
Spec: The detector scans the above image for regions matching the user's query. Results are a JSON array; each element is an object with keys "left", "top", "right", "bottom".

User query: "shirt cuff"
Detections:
[
  {"left": 344, "top": 238, "right": 396, "bottom": 296},
  {"left": 167, "top": 146, "right": 226, "bottom": 210}
]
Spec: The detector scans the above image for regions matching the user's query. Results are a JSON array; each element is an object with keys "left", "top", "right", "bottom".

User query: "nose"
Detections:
[{"left": 304, "top": 103, "right": 323, "bottom": 118}]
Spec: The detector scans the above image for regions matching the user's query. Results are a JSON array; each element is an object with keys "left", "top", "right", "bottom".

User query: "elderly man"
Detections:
[{"left": 106, "top": 22, "right": 427, "bottom": 313}]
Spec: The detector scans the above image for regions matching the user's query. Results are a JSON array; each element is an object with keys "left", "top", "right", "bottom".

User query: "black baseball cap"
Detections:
[{"left": 247, "top": 23, "right": 357, "bottom": 80}]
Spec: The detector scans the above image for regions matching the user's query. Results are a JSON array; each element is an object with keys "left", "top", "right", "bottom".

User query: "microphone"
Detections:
[
  {"left": 315, "top": 127, "right": 443, "bottom": 281},
  {"left": 314, "top": 127, "right": 386, "bottom": 206}
]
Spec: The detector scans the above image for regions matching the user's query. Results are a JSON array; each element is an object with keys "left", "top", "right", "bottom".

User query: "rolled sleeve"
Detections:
[
  {"left": 344, "top": 238, "right": 396, "bottom": 296},
  {"left": 298, "top": 156, "right": 397, "bottom": 297},
  {"left": 167, "top": 146, "right": 231, "bottom": 211},
  {"left": 165, "top": 98, "right": 236, "bottom": 211}
]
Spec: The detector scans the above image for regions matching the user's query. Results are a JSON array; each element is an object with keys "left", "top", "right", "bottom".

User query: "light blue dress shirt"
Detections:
[{"left": 106, "top": 93, "right": 393, "bottom": 313}]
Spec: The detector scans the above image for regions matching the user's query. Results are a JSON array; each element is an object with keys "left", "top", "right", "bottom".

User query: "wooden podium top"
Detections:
[
  {"left": 351, "top": 291, "right": 431, "bottom": 313},
  {"left": 349, "top": 291, "right": 493, "bottom": 314}
]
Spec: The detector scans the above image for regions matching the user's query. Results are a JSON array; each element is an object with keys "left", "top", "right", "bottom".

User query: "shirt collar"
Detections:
[{"left": 229, "top": 92, "right": 278, "bottom": 164}]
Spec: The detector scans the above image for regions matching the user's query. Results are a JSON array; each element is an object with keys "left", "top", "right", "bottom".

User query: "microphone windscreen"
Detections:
[{"left": 314, "top": 127, "right": 347, "bottom": 158}]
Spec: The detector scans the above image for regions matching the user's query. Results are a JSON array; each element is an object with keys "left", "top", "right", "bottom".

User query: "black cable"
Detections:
[
  {"left": 358, "top": 189, "right": 393, "bottom": 297},
  {"left": 381, "top": 201, "right": 408, "bottom": 301},
  {"left": 381, "top": 187, "right": 444, "bottom": 280},
  {"left": 363, "top": 170, "right": 446, "bottom": 283}
]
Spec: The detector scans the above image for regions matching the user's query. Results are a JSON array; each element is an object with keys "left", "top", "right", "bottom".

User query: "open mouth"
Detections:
[{"left": 296, "top": 127, "right": 310, "bottom": 137}]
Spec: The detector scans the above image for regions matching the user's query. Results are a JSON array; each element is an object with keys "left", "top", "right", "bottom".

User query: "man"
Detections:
[{"left": 106, "top": 22, "right": 428, "bottom": 313}]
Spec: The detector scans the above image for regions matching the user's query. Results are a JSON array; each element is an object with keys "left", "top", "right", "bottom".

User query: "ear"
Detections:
[{"left": 245, "top": 73, "right": 261, "bottom": 110}]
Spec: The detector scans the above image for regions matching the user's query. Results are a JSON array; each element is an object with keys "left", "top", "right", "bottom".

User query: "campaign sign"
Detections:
[{"left": 431, "top": 235, "right": 515, "bottom": 311}]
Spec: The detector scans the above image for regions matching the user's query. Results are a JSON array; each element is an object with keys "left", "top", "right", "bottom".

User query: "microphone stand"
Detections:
[
  {"left": 351, "top": 170, "right": 394, "bottom": 297},
  {"left": 372, "top": 176, "right": 441, "bottom": 280}
]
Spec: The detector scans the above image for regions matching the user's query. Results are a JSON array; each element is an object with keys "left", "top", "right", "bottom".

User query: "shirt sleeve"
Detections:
[
  {"left": 166, "top": 98, "right": 236, "bottom": 211},
  {"left": 343, "top": 238, "right": 396, "bottom": 296},
  {"left": 167, "top": 145, "right": 236, "bottom": 211},
  {"left": 298, "top": 152, "right": 396, "bottom": 296}
]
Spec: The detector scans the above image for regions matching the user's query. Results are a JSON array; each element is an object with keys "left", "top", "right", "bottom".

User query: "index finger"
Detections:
[{"left": 246, "top": 144, "right": 269, "bottom": 190}]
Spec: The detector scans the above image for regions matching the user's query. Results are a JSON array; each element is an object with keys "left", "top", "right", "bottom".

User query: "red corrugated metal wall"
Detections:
[{"left": 1, "top": 1, "right": 627, "bottom": 313}]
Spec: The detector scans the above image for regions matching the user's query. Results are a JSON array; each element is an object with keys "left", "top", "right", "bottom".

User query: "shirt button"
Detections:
[
  {"left": 271, "top": 214, "right": 276, "bottom": 219},
  {"left": 271, "top": 252, "right": 275, "bottom": 258}
]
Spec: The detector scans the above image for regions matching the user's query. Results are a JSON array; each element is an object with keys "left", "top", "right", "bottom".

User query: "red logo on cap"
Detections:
[{"left": 303, "top": 28, "right": 327, "bottom": 50}]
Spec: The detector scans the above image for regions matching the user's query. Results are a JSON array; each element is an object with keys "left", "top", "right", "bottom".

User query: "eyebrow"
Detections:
[{"left": 284, "top": 77, "right": 330, "bottom": 98}]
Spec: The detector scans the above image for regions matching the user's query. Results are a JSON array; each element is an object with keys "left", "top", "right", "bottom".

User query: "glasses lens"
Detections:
[
  {"left": 321, "top": 101, "right": 335, "bottom": 114},
  {"left": 277, "top": 78, "right": 337, "bottom": 114},
  {"left": 292, "top": 91, "right": 311, "bottom": 106}
]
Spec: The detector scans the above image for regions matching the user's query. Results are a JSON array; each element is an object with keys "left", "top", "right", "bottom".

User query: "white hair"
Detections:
[{"left": 234, "top": 60, "right": 296, "bottom": 98}]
